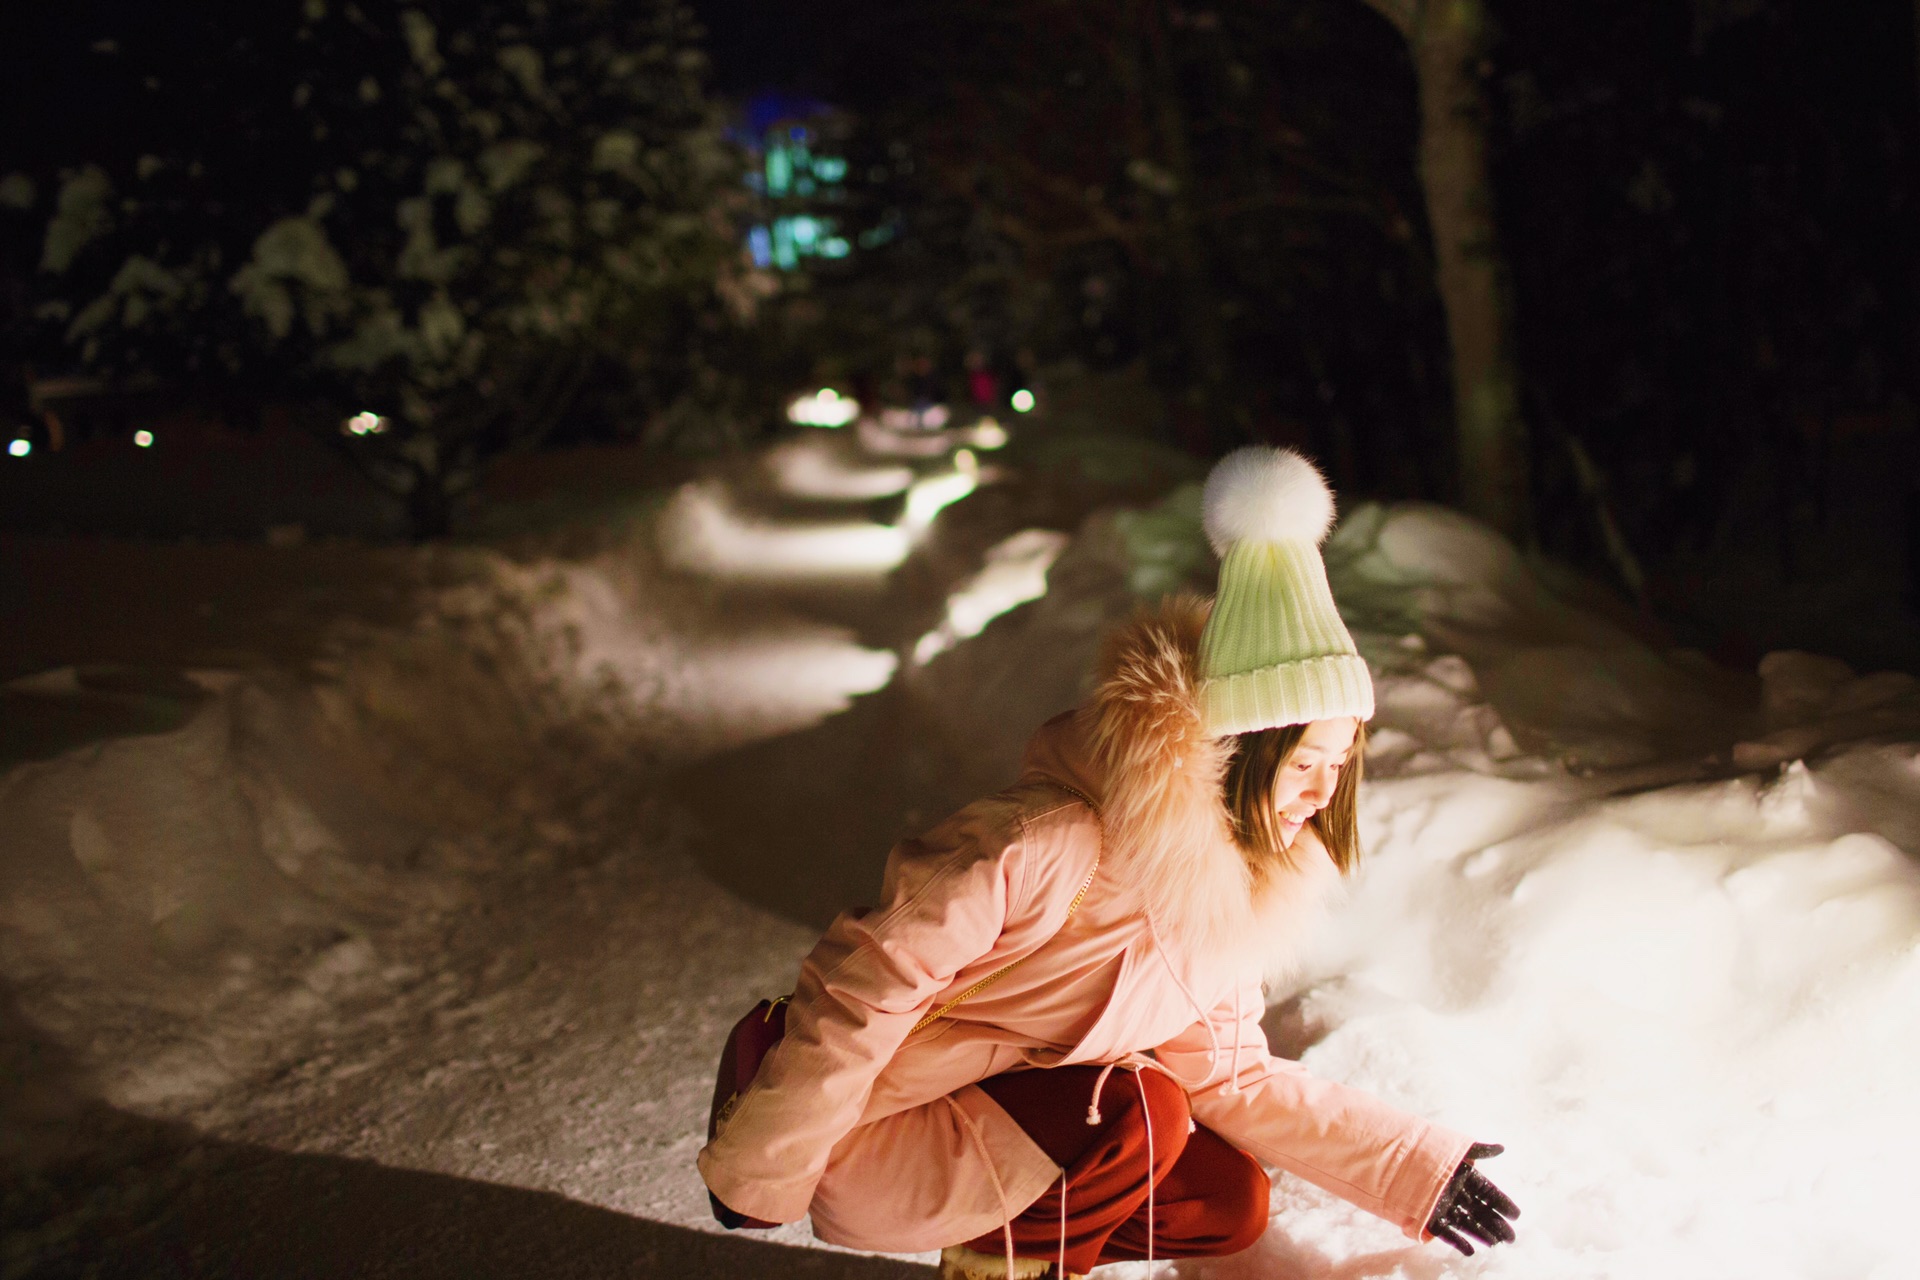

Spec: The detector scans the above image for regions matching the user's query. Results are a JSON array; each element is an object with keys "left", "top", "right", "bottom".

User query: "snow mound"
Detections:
[
  {"left": 1000, "top": 492, "right": 1920, "bottom": 1277},
  {"left": 0, "top": 532, "right": 878, "bottom": 1115},
  {"left": 1329, "top": 503, "right": 1756, "bottom": 770}
]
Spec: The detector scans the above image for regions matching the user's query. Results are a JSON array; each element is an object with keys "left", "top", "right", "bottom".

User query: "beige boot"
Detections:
[{"left": 937, "top": 1244, "right": 1054, "bottom": 1280}]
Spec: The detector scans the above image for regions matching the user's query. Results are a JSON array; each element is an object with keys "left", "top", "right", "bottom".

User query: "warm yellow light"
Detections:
[
  {"left": 765, "top": 439, "right": 913, "bottom": 500},
  {"left": 661, "top": 481, "right": 910, "bottom": 578},
  {"left": 344, "top": 411, "right": 387, "bottom": 436},
  {"left": 969, "top": 417, "right": 1009, "bottom": 450},
  {"left": 787, "top": 389, "right": 860, "bottom": 428},
  {"left": 133, "top": 430, "right": 154, "bottom": 448},
  {"left": 901, "top": 468, "right": 977, "bottom": 532}
]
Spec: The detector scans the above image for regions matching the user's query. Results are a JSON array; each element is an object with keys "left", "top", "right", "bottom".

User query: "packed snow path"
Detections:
[{"left": 5, "top": 420, "right": 1920, "bottom": 1279}]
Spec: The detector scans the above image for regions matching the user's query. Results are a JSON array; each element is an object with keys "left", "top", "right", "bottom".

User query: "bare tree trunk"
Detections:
[
  {"left": 1362, "top": 0, "right": 1530, "bottom": 542},
  {"left": 1908, "top": 0, "right": 1920, "bottom": 606}
]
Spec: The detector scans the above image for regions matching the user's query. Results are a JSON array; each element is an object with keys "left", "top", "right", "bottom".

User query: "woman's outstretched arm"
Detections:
[{"left": 1154, "top": 979, "right": 1477, "bottom": 1242}]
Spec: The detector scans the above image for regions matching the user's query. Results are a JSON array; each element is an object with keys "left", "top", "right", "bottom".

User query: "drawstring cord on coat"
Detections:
[
  {"left": 1229, "top": 985, "right": 1244, "bottom": 1094},
  {"left": 945, "top": 1096, "right": 1020, "bottom": 1280},
  {"left": 1084, "top": 1062, "right": 1121, "bottom": 1125},
  {"left": 1133, "top": 1067, "right": 1156, "bottom": 1275},
  {"left": 1077, "top": 1061, "right": 1190, "bottom": 1275},
  {"left": 1146, "top": 914, "right": 1239, "bottom": 1094},
  {"left": 1057, "top": 1170, "right": 1069, "bottom": 1279}
]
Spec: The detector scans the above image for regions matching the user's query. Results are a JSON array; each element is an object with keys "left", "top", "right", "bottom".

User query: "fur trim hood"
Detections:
[{"left": 1020, "top": 596, "right": 1344, "bottom": 975}]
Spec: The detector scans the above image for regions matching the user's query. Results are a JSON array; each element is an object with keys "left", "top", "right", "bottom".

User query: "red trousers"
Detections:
[{"left": 964, "top": 1066, "right": 1270, "bottom": 1273}]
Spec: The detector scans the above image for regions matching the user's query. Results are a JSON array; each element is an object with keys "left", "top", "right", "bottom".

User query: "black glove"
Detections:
[
  {"left": 1427, "top": 1142, "right": 1520, "bottom": 1256},
  {"left": 708, "top": 1190, "right": 775, "bottom": 1231}
]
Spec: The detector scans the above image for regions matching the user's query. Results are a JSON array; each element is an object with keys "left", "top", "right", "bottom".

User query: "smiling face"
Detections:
[
  {"left": 1269, "top": 716, "right": 1360, "bottom": 849},
  {"left": 1224, "top": 716, "right": 1367, "bottom": 873}
]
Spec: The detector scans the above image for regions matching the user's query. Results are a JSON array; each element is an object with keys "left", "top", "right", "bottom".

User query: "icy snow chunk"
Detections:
[
  {"left": 1758, "top": 650, "right": 1857, "bottom": 723},
  {"left": 1422, "top": 653, "right": 1479, "bottom": 697},
  {"left": 302, "top": 935, "right": 378, "bottom": 995},
  {"left": 67, "top": 809, "right": 149, "bottom": 919},
  {"left": 108, "top": 1041, "right": 233, "bottom": 1109},
  {"left": 1736, "top": 658, "right": 1920, "bottom": 768},
  {"left": 1327, "top": 501, "right": 1750, "bottom": 770}
]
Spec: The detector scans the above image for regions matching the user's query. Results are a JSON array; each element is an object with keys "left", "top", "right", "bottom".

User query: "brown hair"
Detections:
[{"left": 1224, "top": 720, "right": 1367, "bottom": 875}]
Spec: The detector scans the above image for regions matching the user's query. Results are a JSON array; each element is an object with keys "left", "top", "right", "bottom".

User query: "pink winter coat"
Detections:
[{"left": 697, "top": 599, "right": 1473, "bottom": 1253}]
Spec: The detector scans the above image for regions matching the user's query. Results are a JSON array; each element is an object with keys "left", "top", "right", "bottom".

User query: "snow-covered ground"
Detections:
[{"left": 3, "top": 420, "right": 1918, "bottom": 1279}]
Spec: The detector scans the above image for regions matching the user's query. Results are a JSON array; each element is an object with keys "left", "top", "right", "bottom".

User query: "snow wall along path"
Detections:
[
  {"left": 0, "top": 534, "right": 893, "bottom": 1121},
  {"left": 0, "top": 551, "right": 650, "bottom": 1115}
]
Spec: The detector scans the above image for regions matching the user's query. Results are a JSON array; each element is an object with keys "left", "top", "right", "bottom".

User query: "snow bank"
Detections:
[
  {"left": 1199, "top": 503, "right": 1920, "bottom": 1279},
  {"left": 0, "top": 673, "right": 428, "bottom": 1111},
  {"left": 0, "top": 529, "right": 894, "bottom": 1119},
  {"left": 1327, "top": 503, "right": 1759, "bottom": 771}
]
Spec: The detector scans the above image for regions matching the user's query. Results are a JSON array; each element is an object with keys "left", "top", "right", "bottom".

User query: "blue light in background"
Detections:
[{"left": 739, "top": 100, "right": 871, "bottom": 272}]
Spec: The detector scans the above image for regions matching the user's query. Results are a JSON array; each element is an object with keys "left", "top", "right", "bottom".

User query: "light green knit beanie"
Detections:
[{"left": 1196, "top": 446, "right": 1373, "bottom": 737}]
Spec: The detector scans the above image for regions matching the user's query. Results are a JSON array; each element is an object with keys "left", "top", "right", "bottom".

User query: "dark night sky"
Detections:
[{"left": 691, "top": 0, "right": 835, "bottom": 98}]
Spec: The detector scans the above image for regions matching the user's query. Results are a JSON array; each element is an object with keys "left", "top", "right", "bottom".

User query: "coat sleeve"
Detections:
[
  {"left": 1154, "top": 978, "right": 1475, "bottom": 1242},
  {"left": 696, "top": 800, "right": 1034, "bottom": 1225}
]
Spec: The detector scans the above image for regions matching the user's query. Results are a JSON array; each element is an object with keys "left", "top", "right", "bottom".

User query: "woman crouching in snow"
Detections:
[{"left": 698, "top": 447, "right": 1518, "bottom": 1278}]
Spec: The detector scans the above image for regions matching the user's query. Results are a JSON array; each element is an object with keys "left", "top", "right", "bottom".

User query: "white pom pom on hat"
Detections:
[
  {"left": 1200, "top": 445, "right": 1336, "bottom": 556},
  {"left": 1195, "top": 445, "right": 1371, "bottom": 735}
]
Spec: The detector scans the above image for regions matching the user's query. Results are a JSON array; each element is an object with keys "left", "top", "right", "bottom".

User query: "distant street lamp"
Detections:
[
  {"left": 7, "top": 439, "right": 29, "bottom": 457},
  {"left": 1010, "top": 389, "right": 1035, "bottom": 413},
  {"left": 133, "top": 430, "right": 154, "bottom": 448}
]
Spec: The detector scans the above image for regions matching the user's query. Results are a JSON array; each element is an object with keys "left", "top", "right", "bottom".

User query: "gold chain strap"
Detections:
[{"left": 908, "top": 782, "right": 1101, "bottom": 1035}]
